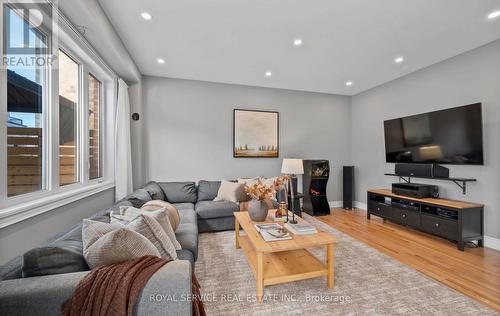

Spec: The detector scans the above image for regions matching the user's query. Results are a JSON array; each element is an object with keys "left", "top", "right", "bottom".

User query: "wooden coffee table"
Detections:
[{"left": 234, "top": 210, "right": 336, "bottom": 303}]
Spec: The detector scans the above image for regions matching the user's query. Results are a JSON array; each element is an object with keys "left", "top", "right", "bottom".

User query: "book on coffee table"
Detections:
[
  {"left": 284, "top": 222, "right": 317, "bottom": 235},
  {"left": 254, "top": 223, "right": 292, "bottom": 242}
]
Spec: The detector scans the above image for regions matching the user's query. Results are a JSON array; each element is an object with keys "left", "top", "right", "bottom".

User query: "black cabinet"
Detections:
[
  {"left": 303, "top": 160, "right": 330, "bottom": 216},
  {"left": 367, "top": 190, "right": 484, "bottom": 251}
]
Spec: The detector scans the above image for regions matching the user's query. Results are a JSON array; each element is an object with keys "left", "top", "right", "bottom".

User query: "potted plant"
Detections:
[{"left": 245, "top": 176, "right": 288, "bottom": 221}]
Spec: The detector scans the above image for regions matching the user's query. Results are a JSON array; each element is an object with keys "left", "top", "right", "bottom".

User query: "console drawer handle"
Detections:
[
  {"left": 435, "top": 223, "right": 440, "bottom": 228},
  {"left": 402, "top": 214, "right": 406, "bottom": 218},
  {"left": 377, "top": 207, "right": 380, "bottom": 211}
]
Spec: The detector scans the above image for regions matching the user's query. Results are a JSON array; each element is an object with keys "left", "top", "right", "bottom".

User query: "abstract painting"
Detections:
[{"left": 233, "top": 109, "right": 279, "bottom": 158}]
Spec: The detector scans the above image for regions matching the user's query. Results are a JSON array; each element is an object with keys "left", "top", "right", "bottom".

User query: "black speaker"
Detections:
[
  {"left": 343, "top": 166, "right": 354, "bottom": 209},
  {"left": 395, "top": 163, "right": 449, "bottom": 178}
]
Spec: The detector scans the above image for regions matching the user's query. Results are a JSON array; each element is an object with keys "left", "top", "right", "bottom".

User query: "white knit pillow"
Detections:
[
  {"left": 111, "top": 207, "right": 181, "bottom": 251},
  {"left": 141, "top": 200, "right": 180, "bottom": 231},
  {"left": 82, "top": 220, "right": 160, "bottom": 269},
  {"left": 214, "top": 181, "right": 245, "bottom": 203},
  {"left": 125, "top": 213, "right": 178, "bottom": 260},
  {"left": 82, "top": 219, "right": 122, "bottom": 249}
]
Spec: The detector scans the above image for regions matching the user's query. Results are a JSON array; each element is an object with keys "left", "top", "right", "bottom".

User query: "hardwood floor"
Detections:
[{"left": 318, "top": 208, "right": 500, "bottom": 312}]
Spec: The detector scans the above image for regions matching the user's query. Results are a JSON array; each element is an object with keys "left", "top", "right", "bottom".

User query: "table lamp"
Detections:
[{"left": 281, "top": 158, "right": 304, "bottom": 224}]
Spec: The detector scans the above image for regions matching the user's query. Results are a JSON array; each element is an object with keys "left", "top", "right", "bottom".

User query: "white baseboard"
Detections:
[
  {"left": 328, "top": 201, "right": 366, "bottom": 209},
  {"left": 484, "top": 236, "right": 500, "bottom": 251},
  {"left": 329, "top": 201, "right": 500, "bottom": 251},
  {"left": 328, "top": 201, "right": 343, "bottom": 208},
  {"left": 354, "top": 201, "right": 367, "bottom": 210}
]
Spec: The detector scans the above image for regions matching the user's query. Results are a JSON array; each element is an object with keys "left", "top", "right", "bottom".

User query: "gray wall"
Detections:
[
  {"left": 129, "top": 81, "right": 147, "bottom": 189},
  {"left": 0, "top": 188, "right": 114, "bottom": 265},
  {"left": 351, "top": 39, "right": 500, "bottom": 239},
  {"left": 142, "top": 76, "right": 352, "bottom": 200}
]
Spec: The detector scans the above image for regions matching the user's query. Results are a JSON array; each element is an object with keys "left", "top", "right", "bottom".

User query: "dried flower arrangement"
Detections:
[{"left": 245, "top": 176, "right": 288, "bottom": 201}]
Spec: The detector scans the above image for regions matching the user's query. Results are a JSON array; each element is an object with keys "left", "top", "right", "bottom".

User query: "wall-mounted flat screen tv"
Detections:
[{"left": 384, "top": 103, "right": 484, "bottom": 165}]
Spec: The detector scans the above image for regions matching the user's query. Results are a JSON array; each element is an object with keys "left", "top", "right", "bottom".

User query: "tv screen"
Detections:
[{"left": 384, "top": 103, "right": 483, "bottom": 165}]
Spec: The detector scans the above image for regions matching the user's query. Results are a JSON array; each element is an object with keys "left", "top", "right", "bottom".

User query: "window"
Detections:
[
  {"left": 59, "top": 50, "right": 80, "bottom": 186},
  {"left": 88, "top": 74, "right": 102, "bottom": 180},
  {"left": 6, "top": 7, "right": 48, "bottom": 197},
  {"left": 1, "top": 4, "right": 116, "bottom": 224}
]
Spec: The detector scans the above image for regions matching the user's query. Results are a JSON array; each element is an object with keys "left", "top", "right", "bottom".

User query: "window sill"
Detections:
[{"left": 0, "top": 181, "right": 115, "bottom": 229}]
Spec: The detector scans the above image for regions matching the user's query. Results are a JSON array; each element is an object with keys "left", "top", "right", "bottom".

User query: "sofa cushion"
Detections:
[
  {"left": 176, "top": 249, "right": 194, "bottom": 266},
  {"left": 159, "top": 182, "right": 197, "bottom": 203},
  {"left": 22, "top": 223, "right": 88, "bottom": 277},
  {"left": 178, "top": 208, "right": 197, "bottom": 225},
  {"left": 197, "top": 180, "right": 220, "bottom": 201},
  {"left": 173, "top": 203, "right": 195, "bottom": 211},
  {"left": 124, "top": 188, "right": 152, "bottom": 204},
  {"left": 22, "top": 240, "right": 89, "bottom": 278},
  {"left": 175, "top": 222, "right": 198, "bottom": 261},
  {"left": 195, "top": 200, "right": 239, "bottom": 219},
  {"left": 142, "top": 181, "right": 165, "bottom": 201},
  {"left": 0, "top": 256, "right": 23, "bottom": 281}
]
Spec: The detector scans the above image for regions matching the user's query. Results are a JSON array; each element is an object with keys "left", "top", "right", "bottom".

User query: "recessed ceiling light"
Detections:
[
  {"left": 345, "top": 81, "right": 353, "bottom": 87},
  {"left": 293, "top": 39, "right": 303, "bottom": 46},
  {"left": 157, "top": 58, "right": 165, "bottom": 64},
  {"left": 488, "top": 10, "right": 500, "bottom": 20},
  {"left": 141, "top": 12, "right": 152, "bottom": 20},
  {"left": 394, "top": 56, "right": 404, "bottom": 64},
  {"left": 265, "top": 71, "right": 272, "bottom": 77}
]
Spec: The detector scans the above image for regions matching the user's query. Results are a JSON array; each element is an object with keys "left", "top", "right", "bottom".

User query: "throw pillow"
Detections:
[
  {"left": 84, "top": 227, "right": 160, "bottom": 269},
  {"left": 141, "top": 200, "right": 180, "bottom": 231},
  {"left": 237, "top": 177, "right": 261, "bottom": 186},
  {"left": 109, "top": 205, "right": 143, "bottom": 225},
  {"left": 111, "top": 206, "right": 181, "bottom": 251},
  {"left": 142, "top": 181, "right": 166, "bottom": 201},
  {"left": 125, "top": 213, "right": 178, "bottom": 260},
  {"left": 127, "top": 197, "right": 147, "bottom": 208},
  {"left": 262, "top": 177, "right": 280, "bottom": 200},
  {"left": 22, "top": 241, "right": 89, "bottom": 277},
  {"left": 236, "top": 178, "right": 260, "bottom": 202},
  {"left": 214, "top": 181, "right": 246, "bottom": 203},
  {"left": 22, "top": 224, "right": 89, "bottom": 278},
  {"left": 82, "top": 219, "right": 123, "bottom": 250}
]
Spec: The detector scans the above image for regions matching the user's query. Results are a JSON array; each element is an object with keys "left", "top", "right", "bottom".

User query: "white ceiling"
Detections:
[{"left": 99, "top": 0, "right": 500, "bottom": 95}]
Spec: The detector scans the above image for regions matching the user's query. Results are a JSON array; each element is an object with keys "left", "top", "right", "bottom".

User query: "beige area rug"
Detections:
[{"left": 195, "top": 214, "right": 499, "bottom": 316}]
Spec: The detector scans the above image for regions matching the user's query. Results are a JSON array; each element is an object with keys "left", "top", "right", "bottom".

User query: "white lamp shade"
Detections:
[{"left": 281, "top": 158, "right": 304, "bottom": 175}]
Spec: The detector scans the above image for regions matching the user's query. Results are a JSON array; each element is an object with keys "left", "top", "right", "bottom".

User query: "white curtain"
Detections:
[{"left": 114, "top": 79, "right": 133, "bottom": 200}]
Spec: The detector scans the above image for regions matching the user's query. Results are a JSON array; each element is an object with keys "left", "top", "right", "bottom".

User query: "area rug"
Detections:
[{"left": 195, "top": 214, "right": 498, "bottom": 315}]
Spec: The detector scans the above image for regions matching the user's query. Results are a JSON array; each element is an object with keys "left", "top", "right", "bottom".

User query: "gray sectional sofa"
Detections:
[{"left": 0, "top": 180, "right": 242, "bottom": 316}]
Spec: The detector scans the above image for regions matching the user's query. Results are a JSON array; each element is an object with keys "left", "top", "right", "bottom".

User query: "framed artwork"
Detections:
[{"left": 233, "top": 109, "right": 279, "bottom": 158}]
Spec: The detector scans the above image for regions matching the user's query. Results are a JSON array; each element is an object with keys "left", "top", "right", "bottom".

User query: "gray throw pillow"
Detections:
[
  {"left": 197, "top": 181, "right": 221, "bottom": 201},
  {"left": 22, "top": 224, "right": 89, "bottom": 278},
  {"left": 127, "top": 197, "right": 147, "bottom": 208},
  {"left": 143, "top": 181, "right": 166, "bottom": 201},
  {"left": 159, "top": 182, "right": 197, "bottom": 203},
  {"left": 22, "top": 241, "right": 89, "bottom": 277}
]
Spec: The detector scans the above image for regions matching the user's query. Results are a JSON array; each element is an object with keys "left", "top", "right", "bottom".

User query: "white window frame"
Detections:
[
  {"left": 58, "top": 46, "right": 82, "bottom": 188},
  {"left": 0, "top": 3, "right": 116, "bottom": 228}
]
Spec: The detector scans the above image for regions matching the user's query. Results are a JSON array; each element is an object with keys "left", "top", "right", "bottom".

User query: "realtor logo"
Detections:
[{"left": 1, "top": 0, "right": 58, "bottom": 68}]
